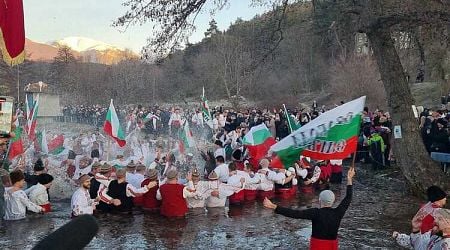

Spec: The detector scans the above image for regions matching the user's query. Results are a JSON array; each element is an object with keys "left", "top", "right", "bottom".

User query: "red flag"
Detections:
[
  {"left": 8, "top": 127, "right": 24, "bottom": 160},
  {"left": 0, "top": 0, "right": 25, "bottom": 66}
]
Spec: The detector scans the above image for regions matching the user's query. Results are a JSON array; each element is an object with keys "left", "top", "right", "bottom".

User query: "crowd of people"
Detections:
[{"left": 1, "top": 100, "right": 449, "bottom": 249}]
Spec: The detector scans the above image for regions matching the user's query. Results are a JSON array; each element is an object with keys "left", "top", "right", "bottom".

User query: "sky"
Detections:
[{"left": 24, "top": 0, "right": 271, "bottom": 53}]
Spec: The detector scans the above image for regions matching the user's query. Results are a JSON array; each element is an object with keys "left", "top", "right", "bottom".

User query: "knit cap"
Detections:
[{"left": 319, "top": 190, "right": 335, "bottom": 206}]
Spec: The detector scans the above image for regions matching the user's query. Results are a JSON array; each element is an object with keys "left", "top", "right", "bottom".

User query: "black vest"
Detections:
[
  {"left": 89, "top": 178, "right": 101, "bottom": 199},
  {"left": 107, "top": 180, "right": 133, "bottom": 211}
]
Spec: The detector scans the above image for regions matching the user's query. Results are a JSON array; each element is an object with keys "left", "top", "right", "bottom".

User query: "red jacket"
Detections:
[
  {"left": 159, "top": 183, "right": 188, "bottom": 217},
  {"left": 138, "top": 179, "right": 161, "bottom": 209},
  {"left": 420, "top": 203, "right": 440, "bottom": 233}
]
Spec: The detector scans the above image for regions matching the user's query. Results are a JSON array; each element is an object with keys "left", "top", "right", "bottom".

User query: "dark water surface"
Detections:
[{"left": 0, "top": 165, "right": 423, "bottom": 249}]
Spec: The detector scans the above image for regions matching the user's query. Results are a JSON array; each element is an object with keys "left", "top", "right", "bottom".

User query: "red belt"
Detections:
[{"left": 310, "top": 237, "right": 338, "bottom": 250}]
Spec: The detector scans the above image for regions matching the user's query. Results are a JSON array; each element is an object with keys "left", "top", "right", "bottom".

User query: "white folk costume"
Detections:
[
  {"left": 25, "top": 183, "right": 49, "bottom": 209},
  {"left": 3, "top": 187, "right": 43, "bottom": 220},
  {"left": 203, "top": 180, "right": 242, "bottom": 208},
  {"left": 214, "top": 163, "right": 229, "bottom": 183},
  {"left": 236, "top": 170, "right": 260, "bottom": 190},
  {"left": 127, "top": 172, "right": 145, "bottom": 189},
  {"left": 71, "top": 187, "right": 96, "bottom": 216}
]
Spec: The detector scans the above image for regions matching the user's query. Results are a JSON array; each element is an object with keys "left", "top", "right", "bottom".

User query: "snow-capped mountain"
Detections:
[
  {"left": 53, "top": 37, "right": 125, "bottom": 52},
  {"left": 25, "top": 37, "right": 138, "bottom": 64}
]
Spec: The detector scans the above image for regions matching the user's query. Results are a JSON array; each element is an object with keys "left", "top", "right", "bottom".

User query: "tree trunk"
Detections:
[{"left": 367, "top": 27, "right": 449, "bottom": 194}]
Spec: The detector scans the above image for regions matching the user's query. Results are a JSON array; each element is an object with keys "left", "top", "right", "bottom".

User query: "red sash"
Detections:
[
  {"left": 40, "top": 203, "right": 52, "bottom": 213},
  {"left": 229, "top": 190, "right": 245, "bottom": 204},
  {"left": 310, "top": 237, "right": 338, "bottom": 250}
]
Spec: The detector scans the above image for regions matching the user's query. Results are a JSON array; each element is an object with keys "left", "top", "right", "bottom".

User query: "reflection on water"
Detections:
[{"left": 0, "top": 165, "right": 425, "bottom": 249}]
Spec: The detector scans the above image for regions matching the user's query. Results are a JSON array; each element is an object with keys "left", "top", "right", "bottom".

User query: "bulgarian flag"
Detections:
[
  {"left": 270, "top": 96, "right": 366, "bottom": 169},
  {"left": 283, "top": 104, "right": 301, "bottom": 133},
  {"left": 243, "top": 124, "right": 277, "bottom": 168},
  {"left": 25, "top": 93, "right": 39, "bottom": 141},
  {"left": 178, "top": 120, "right": 195, "bottom": 154},
  {"left": 35, "top": 129, "right": 49, "bottom": 154},
  {"left": 48, "top": 134, "right": 65, "bottom": 155},
  {"left": 0, "top": 0, "right": 25, "bottom": 66},
  {"left": 201, "top": 87, "right": 213, "bottom": 128},
  {"left": 8, "top": 121, "right": 24, "bottom": 160},
  {"left": 103, "top": 99, "right": 126, "bottom": 147}
]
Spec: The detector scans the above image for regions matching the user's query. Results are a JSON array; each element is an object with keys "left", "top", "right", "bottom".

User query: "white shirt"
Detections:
[
  {"left": 71, "top": 187, "right": 96, "bottom": 216},
  {"left": 4, "top": 187, "right": 42, "bottom": 220},
  {"left": 25, "top": 183, "right": 49, "bottom": 205},
  {"left": 214, "top": 163, "right": 229, "bottom": 183},
  {"left": 185, "top": 181, "right": 208, "bottom": 208},
  {"left": 156, "top": 181, "right": 196, "bottom": 200},
  {"left": 237, "top": 170, "right": 260, "bottom": 190},
  {"left": 214, "top": 148, "right": 225, "bottom": 159},
  {"left": 126, "top": 172, "right": 145, "bottom": 189},
  {"left": 204, "top": 180, "right": 241, "bottom": 208},
  {"left": 168, "top": 113, "right": 182, "bottom": 126}
]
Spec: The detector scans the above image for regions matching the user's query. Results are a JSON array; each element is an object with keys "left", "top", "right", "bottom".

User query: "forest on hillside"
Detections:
[{"left": 0, "top": 2, "right": 448, "bottom": 108}]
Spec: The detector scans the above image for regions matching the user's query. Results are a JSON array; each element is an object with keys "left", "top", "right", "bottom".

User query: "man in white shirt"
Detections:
[
  {"left": 71, "top": 174, "right": 97, "bottom": 217},
  {"left": 214, "top": 140, "right": 225, "bottom": 159},
  {"left": 213, "top": 156, "right": 229, "bottom": 183}
]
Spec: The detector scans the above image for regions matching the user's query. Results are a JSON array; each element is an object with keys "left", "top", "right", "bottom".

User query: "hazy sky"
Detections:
[{"left": 24, "top": 0, "right": 270, "bottom": 53}]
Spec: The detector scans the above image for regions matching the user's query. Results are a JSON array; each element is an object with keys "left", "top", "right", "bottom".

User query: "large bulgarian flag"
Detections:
[
  {"left": 243, "top": 123, "right": 277, "bottom": 168},
  {"left": 270, "top": 96, "right": 366, "bottom": 169},
  {"left": 0, "top": 0, "right": 25, "bottom": 66},
  {"left": 35, "top": 129, "right": 49, "bottom": 154},
  {"left": 103, "top": 99, "right": 126, "bottom": 147},
  {"left": 178, "top": 120, "right": 195, "bottom": 154},
  {"left": 25, "top": 93, "right": 39, "bottom": 141}
]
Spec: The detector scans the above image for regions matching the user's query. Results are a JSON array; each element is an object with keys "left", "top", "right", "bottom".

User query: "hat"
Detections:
[
  {"left": 91, "top": 162, "right": 102, "bottom": 169},
  {"left": 208, "top": 171, "right": 219, "bottom": 180},
  {"left": 300, "top": 156, "right": 311, "bottom": 167},
  {"left": 116, "top": 169, "right": 126, "bottom": 178},
  {"left": 319, "top": 190, "right": 335, "bottom": 206},
  {"left": 37, "top": 173, "right": 54, "bottom": 185},
  {"left": 427, "top": 185, "right": 447, "bottom": 202},
  {"left": 166, "top": 169, "right": 178, "bottom": 180},
  {"left": 127, "top": 160, "right": 137, "bottom": 169},
  {"left": 9, "top": 170, "right": 25, "bottom": 184},
  {"left": 100, "top": 163, "right": 112, "bottom": 173},
  {"left": 146, "top": 169, "right": 158, "bottom": 180},
  {"left": 260, "top": 158, "right": 270, "bottom": 169},
  {"left": 78, "top": 174, "right": 91, "bottom": 184},
  {"left": 136, "top": 164, "right": 146, "bottom": 172},
  {"left": 186, "top": 153, "right": 194, "bottom": 158},
  {"left": 192, "top": 167, "right": 200, "bottom": 177},
  {"left": 232, "top": 149, "right": 242, "bottom": 161},
  {"left": 435, "top": 208, "right": 450, "bottom": 230},
  {"left": 34, "top": 158, "right": 45, "bottom": 171}
]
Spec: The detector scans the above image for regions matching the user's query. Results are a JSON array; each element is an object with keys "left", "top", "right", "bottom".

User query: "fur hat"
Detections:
[
  {"left": 319, "top": 190, "right": 335, "bottom": 206},
  {"left": 116, "top": 169, "right": 126, "bottom": 178},
  {"left": 146, "top": 169, "right": 158, "bottom": 180},
  {"left": 100, "top": 163, "right": 112, "bottom": 174},
  {"left": 78, "top": 174, "right": 91, "bottom": 184},
  {"left": 136, "top": 164, "right": 146, "bottom": 172},
  {"left": 166, "top": 169, "right": 178, "bottom": 180},
  {"left": 232, "top": 149, "right": 242, "bottom": 161},
  {"left": 427, "top": 185, "right": 447, "bottom": 202},
  {"left": 37, "top": 173, "right": 54, "bottom": 185},
  {"left": 208, "top": 171, "right": 219, "bottom": 180},
  {"left": 34, "top": 158, "right": 45, "bottom": 172},
  {"left": 9, "top": 170, "right": 25, "bottom": 184},
  {"left": 192, "top": 167, "right": 200, "bottom": 177}
]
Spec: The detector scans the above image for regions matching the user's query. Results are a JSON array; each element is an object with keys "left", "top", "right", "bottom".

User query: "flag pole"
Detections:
[
  {"left": 351, "top": 151, "right": 357, "bottom": 169},
  {"left": 106, "top": 139, "right": 111, "bottom": 162},
  {"left": 283, "top": 104, "right": 293, "bottom": 133}
]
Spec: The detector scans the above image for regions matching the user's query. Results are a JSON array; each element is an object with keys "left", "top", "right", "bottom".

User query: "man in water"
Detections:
[{"left": 264, "top": 167, "right": 355, "bottom": 250}]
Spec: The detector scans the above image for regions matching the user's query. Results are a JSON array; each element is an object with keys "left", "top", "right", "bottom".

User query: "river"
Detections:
[{"left": 0, "top": 164, "right": 426, "bottom": 249}]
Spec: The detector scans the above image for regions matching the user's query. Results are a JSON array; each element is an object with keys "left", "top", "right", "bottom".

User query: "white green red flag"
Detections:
[
  {"left": 201, "top": 87, "right": 213, "bottom": 128},
  {"left": 283, "top": 104, "right": 301, "bottom": 133},
  {"left": 25, "top": 93, "right": 39, "bottom": 140},
  {"left": 103, "top": 99, "right": 126, "bottom": 147},
  {"left": 270, "top": 96, "right": 366, "bottom": 169},
  {"left": 178, "top": 120, "right": 195, "bottom": 154},
  {"left": 35, "top": 129, "right": 49, "bottom": 154},
  {"left": 48, "top": 134, "right": 65, "bottom": 155},
  {"left": 8, "top": 118, "right": 23, "bottom": 160},
  {"left": 243, "top": 123, "right": 277, "bottom": 168}
]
